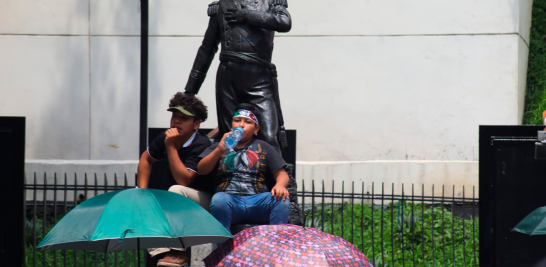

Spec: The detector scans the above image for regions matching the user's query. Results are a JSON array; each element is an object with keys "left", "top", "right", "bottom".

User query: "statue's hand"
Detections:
[{"left": 224, "top": 8, "right": 248, "bottom": 24}]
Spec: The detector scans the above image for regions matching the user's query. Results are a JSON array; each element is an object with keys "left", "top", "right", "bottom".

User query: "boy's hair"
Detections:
[
  {"left": 236, "top": 103, "right": 260, "bottom": 125},
  {"left": 169, "top": 92, "right": 208, "bottom": 122}
]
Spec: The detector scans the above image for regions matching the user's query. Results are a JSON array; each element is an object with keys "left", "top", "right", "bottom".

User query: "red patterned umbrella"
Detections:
[{"left": 204, "top": 224, "right": 373, "bottom": 267}]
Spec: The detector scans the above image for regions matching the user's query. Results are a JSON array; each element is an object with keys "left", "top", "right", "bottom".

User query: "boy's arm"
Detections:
[
  {"left": 198, "top": 148, "right": 224, "bottom": 175},
  {"left": 271, "top": 168, "right": 289, "bottom": 201},
  {"left": 137, "top": 151, "right": 156, "bottom": 189},
  {"left": 198, "top": 133, "right": 230, "bottom": 175},
  {"left": 164, "top": 128, "right": 199, "bottom": 186},
  {"left": 166, "top": 146, "right": 198, "bottom": 186}
]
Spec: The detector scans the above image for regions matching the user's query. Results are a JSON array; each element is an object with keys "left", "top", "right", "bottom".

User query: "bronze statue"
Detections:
[{"left": 183, "top": 0, "right": 291, "bottom": 153}]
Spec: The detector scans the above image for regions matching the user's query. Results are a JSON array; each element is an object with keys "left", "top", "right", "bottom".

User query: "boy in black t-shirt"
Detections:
[
  {"left": 137, "top": 92, "right": 210, "bottom": 267},
  {"left": 198, "top": 104, "right": 290, "bottom": 233}
]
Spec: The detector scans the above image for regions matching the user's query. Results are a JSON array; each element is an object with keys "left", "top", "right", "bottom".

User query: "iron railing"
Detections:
[
  {"left": 25, "top": 173, "right": 479, "bottom": 267},
  {"left": 25, "top": 173, "right": 139, "bottom": 267},
  {"left": 300, "top": 180, "right": 479, "bottom": 267}
]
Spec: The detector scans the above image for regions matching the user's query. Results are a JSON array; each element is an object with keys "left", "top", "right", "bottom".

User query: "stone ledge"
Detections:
[{"left": 296, "top": 160, "right": 479, "bottom": 198}]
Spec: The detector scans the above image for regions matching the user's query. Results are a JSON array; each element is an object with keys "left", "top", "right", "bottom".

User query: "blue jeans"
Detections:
[{"left": 210, "top": 192, "right": 290, "bottom": 233}]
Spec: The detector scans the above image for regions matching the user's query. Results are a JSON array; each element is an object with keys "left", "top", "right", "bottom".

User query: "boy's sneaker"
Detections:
[{"left": 157, "top": 251, "right": 189, "bottom": 267}]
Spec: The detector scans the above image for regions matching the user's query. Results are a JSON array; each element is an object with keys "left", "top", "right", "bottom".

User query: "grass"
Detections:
[{"left": 524, "top": 0, "right": 546, "bottom": 124}]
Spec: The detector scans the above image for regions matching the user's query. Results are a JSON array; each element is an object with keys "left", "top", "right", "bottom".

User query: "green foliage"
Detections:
[
  {"left": 305, "top": 201, "right": 479, "bottom": 267},
  {"left": 524, "top": 0, "right": 546, "bottom": 124}
]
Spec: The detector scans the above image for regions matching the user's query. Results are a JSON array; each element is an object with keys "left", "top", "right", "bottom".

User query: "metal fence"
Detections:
[
  {"left": 25, "top": 173, "right": 139, "bottom": 267},
  {"left": 300, "top": 180, "right": 479, "bottom": 267},
  {"left": 24, "top": 173, "right": 479, "bottom": 267}
]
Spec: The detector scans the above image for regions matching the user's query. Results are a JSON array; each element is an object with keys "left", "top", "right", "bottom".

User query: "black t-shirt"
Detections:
[
  {"left": 148, "top": 130, "right": 212, "bottom": 193},
  {"left": 199, "top": 138, "right": 287, "bottom": 195}
]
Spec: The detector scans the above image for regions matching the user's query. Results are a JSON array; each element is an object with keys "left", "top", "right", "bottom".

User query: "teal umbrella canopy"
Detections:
[
  {"left": 38, "top": 188, "right": 232, "bottom": 252},
  {"left": 513, "top": 207, "right": 546, "bottom": 235}
]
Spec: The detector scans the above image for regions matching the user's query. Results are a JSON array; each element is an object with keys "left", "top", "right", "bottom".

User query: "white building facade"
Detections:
[{"left": 0, "top": 0, "right": 534, "bottom": 197}]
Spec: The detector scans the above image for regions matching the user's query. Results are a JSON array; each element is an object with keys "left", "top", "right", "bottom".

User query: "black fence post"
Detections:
[
  {"left": 84, "top": 174, "right": 88, "bottom": 267},
  {"left": 351, "top": 182, "right": 355, "bottom": 245},
  {"left": 341, "top": 181, "right": 345, "bottom": 239},
  {"left": 33, "top": 173, "right": 37, "bottom": 267},
  {"left": 371, "top": 182, "right": 375, "bottom": 263},
  {"left": 360, "top": 182, "right": 364, "bottom": 252},
  {"left": 331, "top": 180, "right": 334, "bottom": 235},
  {"left": 431, "top": 184, "right": 436, "bottom": 267},
  {"left": 43, "top": 173, "right": 47, "bottom": 267},
  {"left": 463, "top": 186, "right": 467, "bottom": 267},
  {"left": 390, "top": 183, "right": 394, "bottom": 267},
  {"left": 401, "top": 183, "right": 405, "bottom": 267},
  {"left": 381, "top": 182, "right": 384, "bottom": 266},
  {"left": 94, "top": 174, "right": 99, "bottom": 266},
  {"left": 421, "top": 184, "right": 425, "bottom": 265},
  {"left": 54, "top": 174, "right": 58, "bottom": 266},
  {"left": 452, "top": 186, "right": 456, "bottom": 267},
  {"left": 64, "top": 173, "right": 68, "bottom": 267},
  {"left": 442, "top": 185, "right": 446, "bottom": 266},
  {"left": 472, "top": 186, "right": 477, "bottom": 265},
  {"left": 301, "top": 179, "right": 305, "bottom": 226},
  {"left": 0, "top": 117, "right": 25, "bottom": 267},
  {"left": 74, "top": 173, "right": 78, "bottom": 266},
  {"left": 411, "top": 184, "right": 415, "bottom": 267},
  {"left": 321, "top": 180, "right": 325, "bottom": 232},
  {"left": 311, "top": 180, "right": 315, "bottom": 228}
]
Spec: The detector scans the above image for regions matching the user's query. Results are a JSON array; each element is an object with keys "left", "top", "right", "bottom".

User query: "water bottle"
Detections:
[{"left": 224, "top": 127, "right": 245, "bottom": 150}]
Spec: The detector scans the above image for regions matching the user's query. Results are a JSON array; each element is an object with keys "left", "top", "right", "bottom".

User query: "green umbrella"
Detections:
[
  {"left": 513, "top": 206, "right": 546, "bottom": 235},
  {"left": 38, "top": 188, "right": 231, "bottom": 264}
]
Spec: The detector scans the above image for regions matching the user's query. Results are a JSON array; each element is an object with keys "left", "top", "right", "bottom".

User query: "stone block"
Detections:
[
  {"left": 90, "top": 0, "right": 140, "bottom": 35},
  {"left": 90, "top": 36, "right": 140, "bottom": 159},
  {"left": 0, "top": 0, "right": 89, "bottom": 35},
  {"left": 190, "top": 243, "right": 216, "bottom": 266},
  {"left": 0, "top": 36, "right": 90, "bottom": 159},
  {"left": 273, "top": 35, "right": 520, "bottom": 161}
]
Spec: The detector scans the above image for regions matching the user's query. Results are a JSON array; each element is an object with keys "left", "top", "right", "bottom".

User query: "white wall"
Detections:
[{"left": 0, "top": 0, "right": 534, "bottom": 193}]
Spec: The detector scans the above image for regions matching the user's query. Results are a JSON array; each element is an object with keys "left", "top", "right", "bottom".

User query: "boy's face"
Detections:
[
  {"left": 170, "top": 110, "right": 200, "bottom": 137},
  {"left": 231, "top": 116, "right": 260, "bottom": 142}
]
